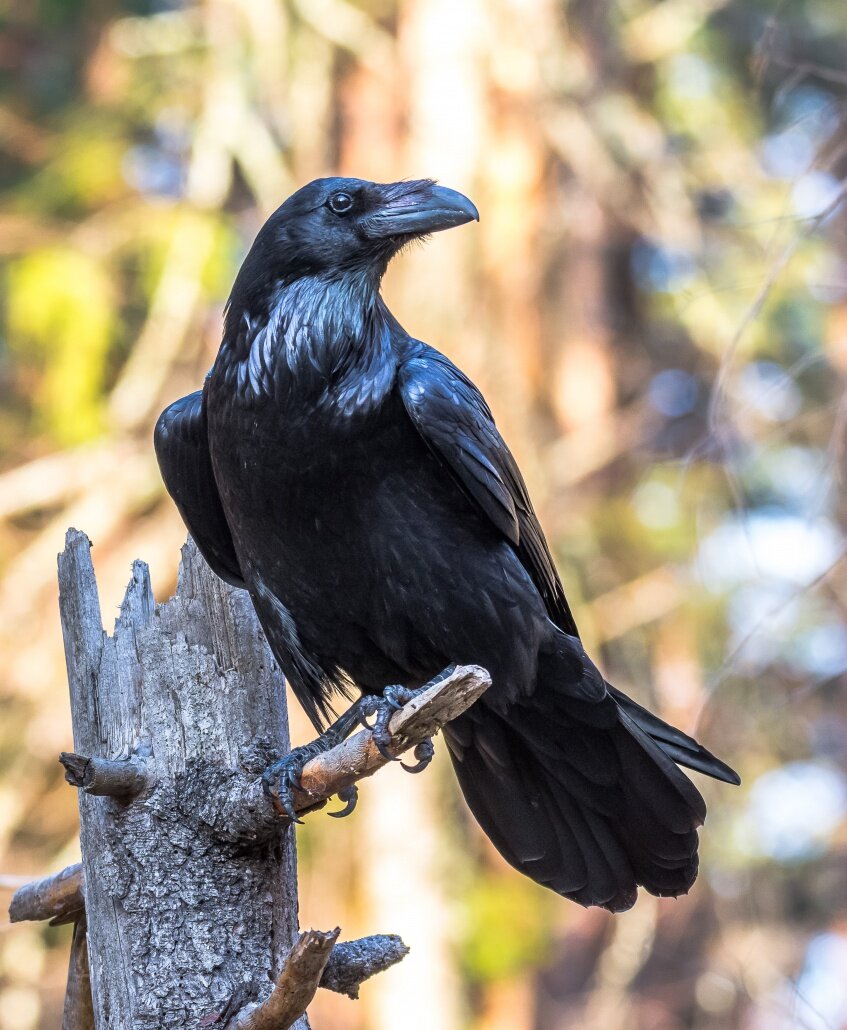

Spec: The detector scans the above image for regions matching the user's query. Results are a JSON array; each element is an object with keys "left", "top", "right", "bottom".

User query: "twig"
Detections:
[
  {"left": 319, "top": 934, "right": 409, "bottom": 999},
  {"left": 62, "top": 917, "right": 95, "bottom": 1030},
  {"left": 8, "top": 862, "right": 85, "bottom": 926},
  {"left": 232, "top": 929, "right": 339, "bottom": 1030}
]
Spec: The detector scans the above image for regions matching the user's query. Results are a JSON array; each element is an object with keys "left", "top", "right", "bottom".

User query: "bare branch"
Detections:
[
  {"left": 233, "top": 929, "right": 340, "bottom": 1030},
  {"left": 298, "top": 664, "right": 490, "bottom": 804},
  {"left": 62, "top": 918, "right": 95, "bottom": 1030},
  {"left": 8, "top": 863, "right": 85, "bottom": 926},
  {"left": 60, "top": 752, "right": 150, "bottom": 800},
  {"left": 319, "top": 934, "right": 409, "bottom": 999}
]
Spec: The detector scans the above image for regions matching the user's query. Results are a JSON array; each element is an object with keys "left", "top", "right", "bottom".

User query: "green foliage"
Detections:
[
  {"left": 463, "top": 874, "right": 552, "bottom": 983},
  {"left": 6, "top": 246, "right": 115, "bottom": 443}
]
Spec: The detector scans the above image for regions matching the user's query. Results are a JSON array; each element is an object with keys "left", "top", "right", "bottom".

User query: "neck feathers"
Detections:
[{"left": 220, "top": 269, "right": 395, "bottom": 412}]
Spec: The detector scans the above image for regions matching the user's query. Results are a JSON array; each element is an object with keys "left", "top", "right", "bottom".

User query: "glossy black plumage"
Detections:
[{"left": 155, "top": 177, "right": 739, "bottom": 911}]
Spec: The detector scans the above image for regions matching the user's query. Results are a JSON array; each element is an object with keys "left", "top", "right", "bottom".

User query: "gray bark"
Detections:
[{"left": 58, "top": 528, "right": 304, "bottom": 1030}]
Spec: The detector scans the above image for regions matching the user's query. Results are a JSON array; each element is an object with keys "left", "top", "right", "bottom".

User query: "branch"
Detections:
[
  {"left": 62, "top": 917, "right": 95, "bottom": 1030},
  {"left": 209, "top": 663, "right": 492, "bottom": 841},
  {"left": 232, "top": 929, "right": 339, "bottom": 1030},
  {"left": 301, "top": 664, "right": 490, "bottom": 800},
  {"left": 59, "top": 752, "right": 150, "bottom": 800},
  {"left": 8, "top": 862, "right": 85, "bottom": 926},
  {"left": 319, "top": 934, "right": 409, "bottom": 999}
]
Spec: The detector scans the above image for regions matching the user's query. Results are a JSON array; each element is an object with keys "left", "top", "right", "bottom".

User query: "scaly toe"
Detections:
[{"left": 262, "top": 753, "right": 309, "bottom": 823}]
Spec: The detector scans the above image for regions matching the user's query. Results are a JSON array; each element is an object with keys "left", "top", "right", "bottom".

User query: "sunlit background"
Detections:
[{"left": 1, "top": 1, "right": 846, "bottom": 1027}]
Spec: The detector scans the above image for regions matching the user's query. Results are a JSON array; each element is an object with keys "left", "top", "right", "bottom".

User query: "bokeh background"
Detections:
[{"left": 1, "top": 0, "right": 846, "bottom": 1027}]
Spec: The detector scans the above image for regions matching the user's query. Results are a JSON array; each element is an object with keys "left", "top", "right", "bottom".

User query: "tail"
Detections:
[{"left": 445, "top": 673, "right": 739, "bottom": 912}]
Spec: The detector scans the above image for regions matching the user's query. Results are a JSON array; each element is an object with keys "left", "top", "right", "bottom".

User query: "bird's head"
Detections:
[{"left": 232, "top": 177, "right": 479, "bottom": 308}]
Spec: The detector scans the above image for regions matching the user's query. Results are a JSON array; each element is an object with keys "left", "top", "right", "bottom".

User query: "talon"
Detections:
[
  {"left": 328, "top": 784, "right": 359, "bottom": 818},
  {"left": 261, "top": 694, "right": 388, "bottom": 823},
  {"left": 365, "top": 692, "right": 403, "bottom": 761},
  {"left": 372, "top": 732, "right": 399, "bottom": 763},
  {"left": 402, "top": 739, "right": 435, "bottom": 773},
  {"left": 285, "top": 763, "right": 305, "bottom": 793},
  {"left": 262, "top": 753, "right": 310, "bottom": 823}
]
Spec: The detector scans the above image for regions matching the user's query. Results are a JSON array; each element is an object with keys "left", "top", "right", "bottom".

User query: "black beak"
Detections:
[{"left": 363, "top": 183, "right": 479, "bottom": 239}]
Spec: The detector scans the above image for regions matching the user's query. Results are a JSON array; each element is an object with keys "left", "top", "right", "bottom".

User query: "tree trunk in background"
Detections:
[
  {"left": 354, "top": 5, "right": 488, "bottom": 1029},
  {"left": 58, "top": 530, "right": 304, "bottom": 1030}
]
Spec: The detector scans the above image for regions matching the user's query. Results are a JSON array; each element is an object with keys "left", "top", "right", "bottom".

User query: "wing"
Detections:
[
  {"left": 154, "top": 389, "right": 245, "bottom": 589},
  {"left": 398, "top": 345, "right": 578, "bottom": 636}
]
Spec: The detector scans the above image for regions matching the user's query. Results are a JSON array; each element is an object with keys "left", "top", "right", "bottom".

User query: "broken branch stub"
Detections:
[
  {"left": 8, "top": 862, "right": 85, "bottom": 926},
  {"left": 59, "top": 752, "right": 149, "bottom": 800},
  {"left": 233, "top": 929, "right": 339, "bottom": 1030}
]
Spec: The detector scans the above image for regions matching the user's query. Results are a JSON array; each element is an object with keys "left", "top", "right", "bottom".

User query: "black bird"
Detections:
[{"left": 155, "top": 177, "right": 739, "bottom": 912}]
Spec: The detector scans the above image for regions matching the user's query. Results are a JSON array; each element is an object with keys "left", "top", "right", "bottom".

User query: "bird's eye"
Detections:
[{"left": 328, "top": 192, "right": 354, "bottom": 215}]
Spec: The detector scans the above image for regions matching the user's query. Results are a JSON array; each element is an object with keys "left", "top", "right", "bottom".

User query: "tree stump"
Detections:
[
  {"left": 58, "top": 528, "right": 303, "bottom": 1029},
  {"left": 16, "top": 529, "right": 490, "bottom": 1027}
]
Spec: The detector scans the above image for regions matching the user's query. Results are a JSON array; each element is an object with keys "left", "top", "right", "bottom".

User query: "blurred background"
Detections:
[{"left": 0, "top": 0, "right": 846, "bottom": 1027}]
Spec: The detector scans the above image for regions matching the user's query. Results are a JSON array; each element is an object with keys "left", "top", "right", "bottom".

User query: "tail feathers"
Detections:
[
  {"left": 446, "top": 684, "right": 736, "bottom": 912},
  {"left": 609, "top": 686, "right": 741, "bottom": 786}
]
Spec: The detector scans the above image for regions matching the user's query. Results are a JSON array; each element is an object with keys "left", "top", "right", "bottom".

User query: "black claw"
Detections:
[
  {"left": 373, "top": 734, "right": 399, "bottom": 763},
  {"left": 262, "top": 753, "right": 309, "bottom": 823},
  {"left": 371, "top": 698, "right": 402, "bottom": 762},
  {"left": 328, "top": 785, "right": 359, "bottom": 818},
  {"left": 401, "top": 739, "right": 435, "bottom": 773},
  {"left": 383, "top": 684, "right": 415, "bottom": 709}
]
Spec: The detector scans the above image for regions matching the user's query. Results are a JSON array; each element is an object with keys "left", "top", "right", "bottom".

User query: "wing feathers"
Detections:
[
  {"left": 154, "top": 390, "right": 245, "bottom": 588},
  {"left": 398, "top": 348, "right": 577, "bottom": 634}
]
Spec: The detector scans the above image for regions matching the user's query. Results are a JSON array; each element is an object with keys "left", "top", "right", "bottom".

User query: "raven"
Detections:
[{"left": 155, "top": 177, "right": 738, "bottom": 912}]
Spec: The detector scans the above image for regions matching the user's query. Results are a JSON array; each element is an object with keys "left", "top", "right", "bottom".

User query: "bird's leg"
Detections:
[
  {"left": 263, "top": 666, "right": 456, "bottom": 820},
  {"left": 368, "top": 665, "right": 457, "bottom": 774},
  {"left": 262, "top": 696, "right": 382, "bottom": 823}
]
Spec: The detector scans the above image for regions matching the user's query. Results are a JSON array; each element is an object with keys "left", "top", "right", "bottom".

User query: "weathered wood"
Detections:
[
  {"left": 9, "top": 855, "right": 410, "bottom": 1005},
  {"left": 59, "top": 529, "right": 303, "bottom": 1030},
  {"left": 8, "top": 862, "right": 85, "bottom": 925},
  {"left": 50, "top": 530, "right": 488, "bottom": 1027},
  {"left": 59, "top": 752, "right": 149, "bottom": 799},
  {"left": 319, "top": 934, "right": 409, "bottom": 999},
  {"left": 62, "top": 918, "right": 95, "bottom": 1030}
]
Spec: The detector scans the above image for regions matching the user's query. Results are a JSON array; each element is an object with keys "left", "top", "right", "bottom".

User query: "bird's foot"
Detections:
[
  {"left": 262, "top": 667, "right": 455, "bottom": 820},
  {"left": 367, "top": 665, "right": 456, "bottom": 773},
  {"left": 262, "top": 741, "right": 330, "bottom": 824},
  {"left": 262, "top": 695, "right": 380, "bottom": 822}
]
